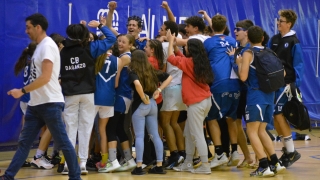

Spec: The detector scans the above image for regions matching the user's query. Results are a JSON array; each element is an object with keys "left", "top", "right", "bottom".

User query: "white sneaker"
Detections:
[
  {"left": 30, "top": 156, "right": 54, "bottom": 169},
  {"left": 210, "top": 153, "right": 228, "bottom": 168},
  {"left": 270, "top": 162, "right": 286, "bottom": 174},
  {"left": 98, "top": 159, "right": 121, "bottom": 173},
  {"left": 173, "top": 161, "right": 193, "bottom": 172},
  {"left": 191, "top": 163, "right": 211, "bottom": 174},
  {"left": 250, "top": 166, "right": 275, "bottom": 177},
  {"left": 116, "top": 158, "right": 137, "bottom": 171},
  {"left": 80, "top": 161, "right": 88, "bottom": 175},
  {"left": 227, "top": 151, "right": 240, "bottom": 166}
]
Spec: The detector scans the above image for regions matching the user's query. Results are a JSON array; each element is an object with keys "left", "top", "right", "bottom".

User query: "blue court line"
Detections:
[{"left": 310, "top": 155, "right": 320, "bottom": 160}]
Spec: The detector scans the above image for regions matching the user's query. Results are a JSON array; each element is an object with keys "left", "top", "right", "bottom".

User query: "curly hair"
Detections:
[
  {"left": 185, "top": 16, "right": 206, "bottom": 33},
  {"left": 186, "top": 39, "right": 214, "bottom": 84},
  {"left": 148, "top": 39, "right": 164, "bottom": 70},
  {"left": 129, "top": 50, "right": 158, "bottom": 92},
  {"left": 127, "top": 15, "right": 144, "bottom": 28},
  {"left": 164, "top": 21, "right": 179, "bottom": 37},
  {"left": 15, "top": 42, "right": 37, "bottom": 76},
  {"left": 278, "top": 9, "right": 297, "bottom": 29}
]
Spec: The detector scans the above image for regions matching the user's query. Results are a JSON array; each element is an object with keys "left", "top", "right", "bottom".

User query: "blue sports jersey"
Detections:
[
  {"left": 135, "top": 39, "right": 147, "bottom": 50},
  {"left": 116, "top": 52, "right": 132, "bottom": 99},
  {"left": 94, "top": 54, "right": 118, "bottom": 106},
  {"left": 204, "top": 34, "right": 240, "bottom": 93},
  {"left": 246, "top": 46, "right": 274, "bottom": 105},
  {"left": 21, "top": 61, "right": 31, "bottom": 103}
]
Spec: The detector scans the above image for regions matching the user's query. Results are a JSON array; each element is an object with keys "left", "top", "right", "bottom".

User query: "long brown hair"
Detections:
[
  {"left": 129, "top": 50, "right": 158, "bottom": 92},
  {"left": 14, "top": 42, "right": 37, "bottom": 76},
  {"left": 148, "top": 39, "right": 164, "bottom": 70},
  {"left": 95, "top": 35, "right": 109, "bottom": 74}
]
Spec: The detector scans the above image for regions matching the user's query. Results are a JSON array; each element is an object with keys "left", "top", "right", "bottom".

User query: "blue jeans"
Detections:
[
  {"left": 132, "top": 99, "right": 163, "bottom": 163},
  {"left": 4, "top": 103, "right": 81, "bottom": 180}
]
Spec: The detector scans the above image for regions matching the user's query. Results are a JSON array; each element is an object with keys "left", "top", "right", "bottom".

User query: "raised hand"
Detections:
[{"left": 88, "top": 20, "right": 100, "bottom": 28}]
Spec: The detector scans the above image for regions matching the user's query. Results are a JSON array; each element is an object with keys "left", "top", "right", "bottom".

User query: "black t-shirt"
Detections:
[{"left": 129, "top": 71, "right": 169, "bottom": 114}]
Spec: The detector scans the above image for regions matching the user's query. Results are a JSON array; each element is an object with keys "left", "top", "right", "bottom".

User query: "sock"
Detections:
[
  {"left": 279, "top": 135, "right": 284, "bottom": 143},
  {"left": 101, "top": 153, "right": 109, "bottom": 165},
  {"left": 108, "top": 148, "right": 117, "bottom": 162},
  {"left": 259, "top": 157, "right": 268, "bottom": 168},
  {"left": 170, "top": 150, "right": 179, "bottom": 157},
  {"left": 231, "top": 144, "right": 238, "bottom": 153},
  {"left": 215, "top": 145, "right": 223, "bottom": 156},
  {"left": 178, "top": 150, "right": 186, "bottom": 159},
  {"left": 35, "top": 149, "right": 45, "bottom": 158},
  {"left": 60, "top": 155, "right": 65, "bottom": 164},
  {"left": 283, "top": 135, "right": 294, "bottom": 153},
  {"left": 123, "top": 148, "right": 132, "bottom": 161},
  {"left": 270, "top": 154, "right": 278, "bottom": 166}
]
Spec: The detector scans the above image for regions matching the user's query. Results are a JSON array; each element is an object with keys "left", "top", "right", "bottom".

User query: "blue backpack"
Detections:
[{"left": 251, "top": 47, "right": 285, "bottom": 93}]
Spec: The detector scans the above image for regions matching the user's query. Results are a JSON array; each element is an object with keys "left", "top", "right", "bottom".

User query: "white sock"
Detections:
[
  {"left": 283, "top": 135, "right": 294, "bottom": 153},
  {"left": 35, "top": 149, "right": 45, "bottom": 158}
]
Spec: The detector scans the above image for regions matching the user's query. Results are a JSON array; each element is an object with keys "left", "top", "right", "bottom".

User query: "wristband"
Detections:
[
  {"left": 157, "top": 88, "right": 162, "bottom": 93},
  {"left": 98, "top": 23, "right": 103, "bottom": 29}
]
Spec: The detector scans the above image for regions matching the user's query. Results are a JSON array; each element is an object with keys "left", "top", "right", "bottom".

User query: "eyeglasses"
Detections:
[
  {"left": 277, "top": 18, "right": 287, "bottom": 23},
  {"left": 234, "top": 27, "right": 246, "bottom": 32}
]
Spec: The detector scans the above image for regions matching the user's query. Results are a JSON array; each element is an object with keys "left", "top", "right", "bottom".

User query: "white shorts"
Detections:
[
  {"left": 160, "top": 84, "right": 187, "bottom": 111},
  {"left": 20, "top": 101, "right": 28, "bottom": 115},
  {"left": 95, "top": 106, "right": 114, "bottom": 118}
]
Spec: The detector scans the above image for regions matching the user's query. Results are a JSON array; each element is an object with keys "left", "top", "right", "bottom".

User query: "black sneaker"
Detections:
[
  {"left": 148, "top": 166, "right": 167, "bottom": 174},
  {"left": 164, "top": 154, "right": 180, "bottom": 169},
  {"left": 285, "top": 150, "right": 301, "bottom": 168},
  {"left": 50, "top": 154, "right": 61, "bottom": 166},
  {"left": 86, "top": 158, "right": 98, "bottom": 171},
  {"left": 193, "top": 157, "right": 202, "bottom": 168},
  {"left": 131, "top": 167, "right": 146, "bottom": 175},
  {"left": 21, "top": 160, "right": 31, "bottom": 167},
  {"left": 279, "top": 147, "right": 288, "bottom": 166},
  {"left": 57, "top": 163, "right": 65, "bottom": 173}
]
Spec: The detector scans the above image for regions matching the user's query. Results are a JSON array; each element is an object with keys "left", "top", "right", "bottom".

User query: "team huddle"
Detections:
[{"left": 2, "top": 1, "right": 304, "bottom": 179}]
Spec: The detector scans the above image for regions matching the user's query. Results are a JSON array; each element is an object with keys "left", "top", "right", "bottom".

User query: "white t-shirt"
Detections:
[
  {"left": 162, "top": 41, "right": 182, "bottom": 87},
  {"left": 28, "top": 37, "right": 64, "bottom": 106},
  {"left": 189, "top": 34, "right": 209, "bottom": 42}
]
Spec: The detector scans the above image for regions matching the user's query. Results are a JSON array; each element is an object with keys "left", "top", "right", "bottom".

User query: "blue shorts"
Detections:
[
  {"left": 206, "top": 91, "right": 240, "bottom": 121},
  {"left": 245, "top": 104, "right": 274, "bottom": 124},
  {"left": 274, "top": 87, "right": 288, "bottom": 115},
  {"left": 114, "top": 95, "right": 132, "bottom": 114}
]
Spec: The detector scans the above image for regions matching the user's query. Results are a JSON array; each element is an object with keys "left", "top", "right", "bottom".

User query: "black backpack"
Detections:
[
  {"left": 282, "top": 83, "right": 311, "bottom": 131},
  {"left": 251, "top": 47, "right": 285, "bottom": 93}
]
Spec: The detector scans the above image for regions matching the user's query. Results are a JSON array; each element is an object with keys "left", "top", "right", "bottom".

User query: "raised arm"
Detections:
[
  {"left": 161, "top": 1, "right": 175, "bottom": 22},
  {"left": 198, "top": 10, "right": 212, "bottom": 28},
  {"left": 106, "top": 1, "right": 119, "bottom": 36}
]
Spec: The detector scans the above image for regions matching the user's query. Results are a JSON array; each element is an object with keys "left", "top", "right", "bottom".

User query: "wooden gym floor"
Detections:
[{"left": 0, "top": 129, "right": 319, "bottom": 180}]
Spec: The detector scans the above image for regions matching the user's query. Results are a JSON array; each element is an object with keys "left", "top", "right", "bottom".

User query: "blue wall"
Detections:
[{"left": 1, "top": 0, "right": 319, "bottom": 143}]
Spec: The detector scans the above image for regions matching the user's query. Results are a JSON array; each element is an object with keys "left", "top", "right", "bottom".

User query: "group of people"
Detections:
[{"left": 1, "top": 1, "right": 304, "bottom": 180}]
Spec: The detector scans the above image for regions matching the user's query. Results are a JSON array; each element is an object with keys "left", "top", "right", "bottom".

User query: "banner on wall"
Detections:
[{"left": 1, "top": 0, "right": 319, "bottom": 143}]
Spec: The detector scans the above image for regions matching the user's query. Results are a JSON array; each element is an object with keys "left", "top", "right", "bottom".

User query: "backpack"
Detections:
[
  {"left": 251, "top": 47, "right": 285, "bottom": 93},
  {"left": 282, "top": 83, "right": 311, "bottom": 131}
]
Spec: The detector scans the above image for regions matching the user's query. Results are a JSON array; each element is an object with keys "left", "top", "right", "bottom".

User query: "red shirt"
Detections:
[
  {"left": 148, "top": 56, "right": 162, "bottom": 104},
  {"left": 167, "top": 51, "right": 211, "bottom": 106}
]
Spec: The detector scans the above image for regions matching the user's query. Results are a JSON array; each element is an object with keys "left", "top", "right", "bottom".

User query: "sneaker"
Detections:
[
  {"left": 285, "top": 150, "right": 301, "bottom": 168},
  {"left": 210, "top": 153, "right": 228, "bottom": 168},
  {"left": 30, "top": 156, "right": 54, "bottom": 169},
  {"left": 173, "top": 161, "right": 193, "bottom": 172},
  {"left": 98, "top": 159, "right": 121, "bottom": 173},
  {"left": 279, "top": 147, "right": 288, "bottom": 166},
  {"left": 80, "top": 162, "right": 88, "bottom": 175},
  {"left": 193, "top": 157, "right": 202, "bottom": 168},
  {"left": 50, "top": 154, "right": 61, "bottom": 166},
  {"left": 165, "top": 154, "right": 184, "bottom": 170},
  {"left": 141, "top": 160, "right": 156, "bottom": 169},
  {"left": 116, "top": 158, "right": 137, "bottom": 171},
  {"left": 270, "top": 162, "right": 286, "bottom": 174},
  {"left": 148, "top": 166, "right": 167, "bottom": 174},
  {"left": 21, "top": 160, "right": 31, "bottom": 167},
  {"left": 131, "top": 166, "right": 146, "bottom": 175},
  {"left": 61, "top": 166, "right": 69, "bottom": 175},
  {"left": 227, "top": 151, "right": 240, "bottom": 166},
  {"left": 86, "top": 158, "right": 98, "bottom": 171},
  {"left": 250, "top": 166, "right": 275, "bottom": 177},
  {"left": 57, "top": 163, "right": 65, "bottom": 173},
  {"left": 0, "top": 175, "right": 10, "bottom": 180},
  {"left": 191, "top": 163, "right": 211, "bottom": 174}
]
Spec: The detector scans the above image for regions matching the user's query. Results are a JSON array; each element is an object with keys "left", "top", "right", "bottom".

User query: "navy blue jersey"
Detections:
[
  {"left": 21, "top": 61, "right": 31, "bottom": 103},
  {"left": 94, "top": 54, "right": 118, "bottom": 106},
  {"left": 246, "top": 46, "right": 274, "bottom": 105},
  {"left": 116, "top": 52, "right": 132, "bottom": 99},
  {"left": 135, "top": 39, "right": 147, "bottom": 50},
  {"left": 204, "top": 34, "right": 240, "bottom": 93}
]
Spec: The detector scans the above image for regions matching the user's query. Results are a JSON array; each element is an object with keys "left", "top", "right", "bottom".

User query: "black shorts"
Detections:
[{"left": 178, "top": 110, "right": 187, "bottom": 123}]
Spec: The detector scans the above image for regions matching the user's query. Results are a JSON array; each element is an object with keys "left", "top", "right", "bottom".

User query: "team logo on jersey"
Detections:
[
  {"left": 284, "top": 43, "right": 289, "bottom": 48},
  {"left": 219, "top": 35, "right": 225, "bottom": 41}
]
